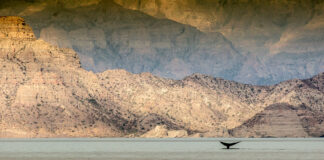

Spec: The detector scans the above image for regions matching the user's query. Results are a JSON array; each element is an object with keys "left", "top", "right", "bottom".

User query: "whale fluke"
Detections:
[{"left": 220, "top": 141, "right": 240, "bottom": 149}]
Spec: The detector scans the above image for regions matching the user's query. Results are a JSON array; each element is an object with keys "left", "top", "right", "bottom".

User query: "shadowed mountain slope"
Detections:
[
  {"left": 0, "top": 16, "right": 323, "bottom": 138},
  {"left": 1, "top": 0, "right": 323, "bottom": 84},
  {"left": 115, "top": 0, "right": 324, "bottom": 84},
  {"left": 0, "top": 0, "right": 242, "bottom": 81}
]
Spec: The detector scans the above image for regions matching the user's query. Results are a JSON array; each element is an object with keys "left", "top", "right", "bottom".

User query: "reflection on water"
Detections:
[{"left": 0, "top": 138, "right": 324, "bottom": 160}]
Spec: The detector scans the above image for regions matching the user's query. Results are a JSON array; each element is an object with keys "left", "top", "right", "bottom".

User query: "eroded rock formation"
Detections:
[
  {"left": 0, "top": 16, "right": 323, "bottom": 138},
  {"left": 2, "top": 0, "right": 323, "bottom": 84}
]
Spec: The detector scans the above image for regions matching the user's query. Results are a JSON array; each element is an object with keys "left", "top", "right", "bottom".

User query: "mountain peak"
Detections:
[
  {"left": 0, "top": 18, "right": 81, "bottom": 69},
  {"left": 303, "top": 72, "right": 324, "bottom": 92},
  {"left": 0, "top": 16, "right": 36, "bottom": 40}
]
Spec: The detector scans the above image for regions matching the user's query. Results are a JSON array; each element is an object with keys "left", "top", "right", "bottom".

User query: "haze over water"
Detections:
[{"left": 0, "top": 138, "right": 324, "bottom": 160}]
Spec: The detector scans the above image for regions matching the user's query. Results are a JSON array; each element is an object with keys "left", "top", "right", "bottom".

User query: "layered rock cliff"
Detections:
[
  {"left": 18, "top": 0, "right": 242, "bottom": 81},
  {"left": 0, "top": 16, "right": 128, "bottom": 137},
  {"left": 0, "top": 16, "right": 36, "bottom": 40},
  {"left": 230, "top": 103, "right": 324, "bottom": 137},
  {"left": 1, "top": 0, "right": 323, "bottom": 84},
  {"left": 0, "top": 16, "right": 323, "bottom": 138}
]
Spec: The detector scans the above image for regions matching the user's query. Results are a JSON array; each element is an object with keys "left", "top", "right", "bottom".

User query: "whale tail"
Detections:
[{"left": 220, "top": 141, "right": 240, "bottom": 149}]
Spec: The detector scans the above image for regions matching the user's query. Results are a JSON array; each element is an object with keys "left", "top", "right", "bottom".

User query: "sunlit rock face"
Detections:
[
  {"left": 1, "top": 0, "right": 324, "bottom": 85},
  {"left": 0, "top": 17, "right": 323, "bottom": 138},
  {"left": 230, "top": 103, "right": 324, "bottom": 138},
  {"left": 0, "top": 16, "right": 36, "bottom": 40},
  {"left": 5, "top": 0, "right": 242, "bottom": 81},
  {"left": 0, "top": 16, "right": 129, "bottom": 138}
]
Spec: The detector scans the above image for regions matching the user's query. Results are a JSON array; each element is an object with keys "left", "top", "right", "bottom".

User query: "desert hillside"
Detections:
[{"left": 0, "top": 16, "right": 323, "bottom": 138}]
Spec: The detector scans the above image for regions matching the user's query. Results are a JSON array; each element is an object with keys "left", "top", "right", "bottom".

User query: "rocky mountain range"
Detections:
[
  {"left": 1, "top": 0, "right": 324, "bottom": 85},
  {"left": 115, "top": 0, "right": 324, "bottom": 84},
  {"left": 0, "top": 16, "right": 323, "bottom": 137}
]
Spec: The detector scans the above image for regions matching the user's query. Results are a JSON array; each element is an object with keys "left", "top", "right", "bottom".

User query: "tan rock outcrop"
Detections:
[
  {"left": 0, "top": 16, "right": 36, "bottom": 40},
  {"left": 140, "top": 125, "right": 188, "bottom": 138},
  {"left": 167, "top": 130, "right": 188, "bottom": 138}
]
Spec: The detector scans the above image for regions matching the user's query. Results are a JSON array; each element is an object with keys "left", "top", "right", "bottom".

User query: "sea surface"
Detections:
[{"left": 0, "top": 138, "right": 323, "bottom": 160}]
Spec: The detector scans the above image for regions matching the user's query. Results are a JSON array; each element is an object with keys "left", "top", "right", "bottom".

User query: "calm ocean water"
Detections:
[{"left": 0, "top": 138, "right": 323, "bottom": 160}]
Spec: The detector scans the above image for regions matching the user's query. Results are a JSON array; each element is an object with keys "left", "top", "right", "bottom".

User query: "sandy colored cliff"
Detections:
[{"left": 0, "top": 16, "right": 323, "bottom": 138}]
